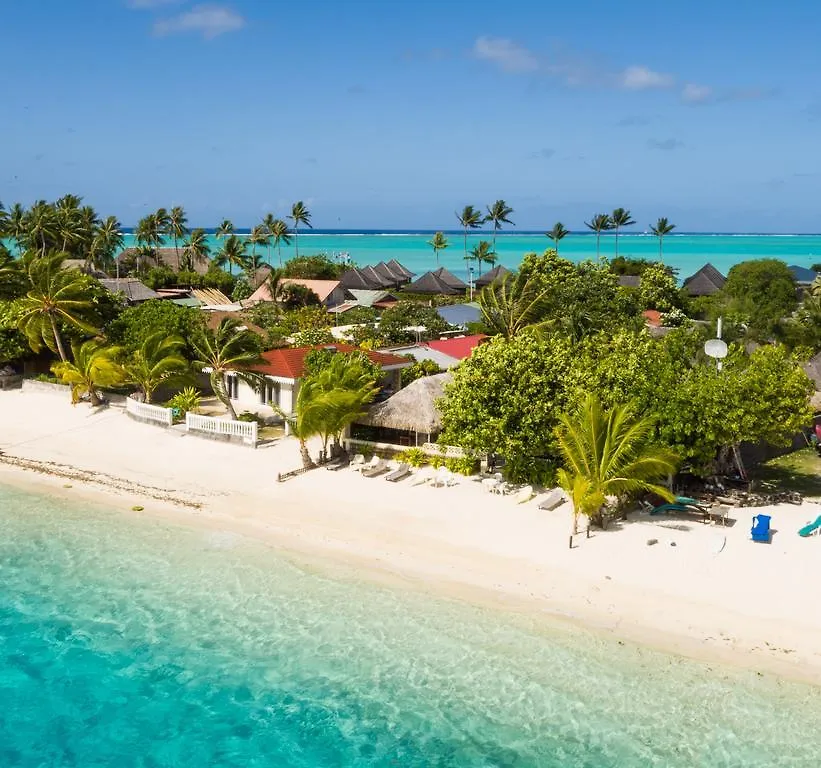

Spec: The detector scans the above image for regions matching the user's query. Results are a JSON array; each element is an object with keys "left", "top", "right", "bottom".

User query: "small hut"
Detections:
[
  {"left": 682, "top": 263, "right": 726, "bottom": 297},
  {"left": 349, "top": 372, "right": 452, "bottom": 447},
  {"left": 475, "top": 264, "right": 511, "bottom": 289}
]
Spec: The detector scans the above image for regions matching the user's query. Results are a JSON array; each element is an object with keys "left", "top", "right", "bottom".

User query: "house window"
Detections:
[
  {"left": 260, "top": 379, "right": 280, "bottom": 406},
  {"left": 226, "top": 375, "right": 239, "bottom": 399}
]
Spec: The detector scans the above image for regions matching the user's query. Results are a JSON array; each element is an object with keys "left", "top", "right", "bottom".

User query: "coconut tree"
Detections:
[
  {"left": 89, "top": 215, "right": 124, "bottom": 273},
  {"left": 216, "top": 219, "right": 234, "bottom": 240},
  {"left": 428, "top": 231, "right": 449, "bottom": 266},
  {"left": 485, "top": 199, "right": 514, "bottom": 256},
  {"left": 183, "top": 228, "right": 211, "bottom": 272},
  {"left": 154, "top": 207, "right": 171, "bottom": 245},
  {"left": 51, "top": 339, "right": 125, "bottom": 406},
  {"left": 288, "top": 201, "right": 312, "bottom": 258},
  {"left": 0, "top": 200, "right": 7, "bottom": 236},
  {"left": 6, "top": 203, "right": 26, "bottom": 251},
  {"left": 248, "top": 224, "right": 269, "bottom": 281},
  {"left": 0, "top": 248, "right": 23, "bottom": 299},
  {"left": 77, "top": 205, "right": 100, "bottom": 257},
  {"left": 16, "top": 252, "right": 98, "bottom": 362},
  {"left": 267, "top": 218, "right": 292, "bottom": 266},
  {"left": 167, "top": 206, "right": 189, "bottom": 265},
  {"left": 265, "top": 267, "right": 285, "bottom": 306},
  {"left": 456, "top": 205, "right": 484, "bottom": 281},
  {"left": 584, "top": 213, "right": 612, "bottom": 258},
  {"left": 478, "top": 272, "right": 550, "bottom": 340},
  {"left": 261, "top": 213, "right": 277, "bottom": 264},
  {"left": 216, "top": 234, "right": 249, "bottom": 276},
  {"left": 191, "top": 317, "right": 262, "bottom": 420},
  {"left": 556, "top": 394, "right": 678, "bottom": 539},
  {"left": 546, "top": 222, "right": 570, "bottom": 255},
  {"left": 649, "top": 217, "right": 676, "bottom": 260},
  {"left": 471, "top": 240, "right": 496, "bottom": 272},
  {"left": 55, "top": 195, "right": 81, "bottom": 253},
  {"left": 24, "top": 201, "right": 59, "bottom": 256},
  {"left": 122, "top": 332, "right": 188, "bottom": 403},
  {"left": 135, "top": 212, "right": 162, "bottom": 264},
  {"left": 610, "top": 207, "right": 635, "bottom": 259}
]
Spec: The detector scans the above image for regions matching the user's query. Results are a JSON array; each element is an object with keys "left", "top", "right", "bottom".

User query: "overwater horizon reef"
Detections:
[{"left": 4, "top": 194, "right": 821, "bottom": 763}]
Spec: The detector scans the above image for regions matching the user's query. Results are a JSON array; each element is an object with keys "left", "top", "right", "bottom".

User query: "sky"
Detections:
[{"left": 2, "top": 0, "right": 821, "bottom": 231}]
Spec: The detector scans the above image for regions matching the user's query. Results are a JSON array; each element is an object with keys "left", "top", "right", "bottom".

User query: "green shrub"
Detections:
[
  {"left": 166, "top": 387, "right": 201, "bottom": 419},
  {"left": 445, "top": 456, "right": 479, "bottom": 476},
  {"left": 399, "top": 447, "right": 427, "bottom": 467},
  {"left": 237, "top": 411, "right": 264, "bottom": 425}
]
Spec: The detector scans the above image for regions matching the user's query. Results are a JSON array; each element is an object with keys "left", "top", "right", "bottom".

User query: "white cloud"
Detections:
[
  {"left": 647, "top": 138, "right": 684, "bottom": 151},
  {"left": 127, "top": 0, "right": 183, "bottom": 8},
  {"left": 473, "top": 36, "right": 539, "bottom": 73},
  {"left": 618, "top": 65, "right": 675, "bottom": 90},
  {"left": 682, "top": 83, "right": 713, "bottom": 103},
  {"left": 153, "top": 4, "right": 245, "bottom": 39}
]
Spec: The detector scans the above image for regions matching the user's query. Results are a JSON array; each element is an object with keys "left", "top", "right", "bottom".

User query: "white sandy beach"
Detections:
[{"left": 2, "top": 388, "right": 821, "bottom": 684}]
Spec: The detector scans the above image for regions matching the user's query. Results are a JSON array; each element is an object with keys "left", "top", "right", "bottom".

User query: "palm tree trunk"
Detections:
[
  {"left": 277, "top": 243, "right": 282, "bottom": 267},
  {"left": 49, "top": 314, "right": 68, "bottom": 362},
  {"left": 294, "top": 225, "right": 299, "bottom": 258},
  {"left": 299, "top": 439, "right": 315, "bottom": 469},
  {"left": 89, "top": 387, "right": 101, "bottom": 407},
  {"left": 463, "top": 229, "right": 469, "bottom": 281},
  {"left": 174, "top": 235, "right": 179, "bottom": 267},
  {"left": 615, "top": 226, "right": 619, "bottom": 259},
  {"left": 596, "top": 232, "right": 600, "bottom": 258},
  {"left": 659, "top": 237, "right": 663, "bottom": 259},
  {"left": 212, "top": 372, "right": 238, "bottom": 419}
]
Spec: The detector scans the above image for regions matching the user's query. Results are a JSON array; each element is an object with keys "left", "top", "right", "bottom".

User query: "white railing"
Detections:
[
  {"left": 345, "top": 438, "right": 466, "bottom": 458},
  {"left": 125, "top": 396, "right": 173, "bottom": 426},
  {"left": 422, "top": 442, "right": 466, "bottom": 458},
  {"left": 185, "top": 412, "right": 258, "bottom": 446}
]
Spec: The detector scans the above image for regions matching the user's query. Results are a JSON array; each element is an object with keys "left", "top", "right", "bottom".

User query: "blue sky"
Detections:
[{"left": 2, "top": 0, "right": 820, "bottom": 231}]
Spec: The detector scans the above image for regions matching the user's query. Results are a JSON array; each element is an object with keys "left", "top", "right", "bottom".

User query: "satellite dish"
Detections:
[{"left": 704, "top": 338, "right": 728, "bottom": 359}]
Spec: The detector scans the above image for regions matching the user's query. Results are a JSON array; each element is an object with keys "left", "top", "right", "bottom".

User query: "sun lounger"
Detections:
[
  {"left": 482, "top": 478, "right": 500, "bottom": 493},
  {"left": 325, "top": 457, "right": 350, "bottom": 471},
  {"left": 349, "top": 454, "right": 366, "bottom": 471},
  {"left": 798, "top": 514, "right": 821, "bottom": 537},
  {"left": 362, "top": 460, "right": 389, "bottom": 478},
  {"left": 514, "top": 485, "right": 534, "bottom": 504},
  {"left": 385, "top": 463, "right": 411, "bottom": 482},
  {"left": 751, "top": 514, "right": 771, "bottom": 543},
  {"left": 431, "top": 467, "right": 456, "bottom": 488},
  {"left": 409, "top": 468, "right": 434, "bottom": 486},
  {"left": 537, "top": 489, "right": 564, "bottom": 511}
]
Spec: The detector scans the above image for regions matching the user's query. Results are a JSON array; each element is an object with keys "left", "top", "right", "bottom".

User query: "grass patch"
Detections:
[{"left": 752, "top": 448, "right": 821, "bottom": 498}]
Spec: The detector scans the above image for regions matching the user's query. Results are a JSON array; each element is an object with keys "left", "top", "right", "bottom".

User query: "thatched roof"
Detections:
[
  {"left": 475, "top": 264, "right": 511, "bottom": 288},
  {"left": 359, "top": 372, "right": 452, "bottom": 433},
  {"left": 98, "top": 278, "right": 162, "bottom": 303},
  {"left": 682, "top": 263, "right": 726, "bottom": 297}
]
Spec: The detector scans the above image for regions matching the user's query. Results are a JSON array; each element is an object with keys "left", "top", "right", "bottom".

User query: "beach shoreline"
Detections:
[{"left": 2, "top": 390, "right": 821, "bottom": 687}]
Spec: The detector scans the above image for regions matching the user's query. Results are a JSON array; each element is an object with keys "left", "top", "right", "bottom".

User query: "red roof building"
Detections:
[
  {"left": 252, "top": 344, "right": 411, "bottom": 381},
  {"left": 422, "top": 334, "right": 488, "bottom": 361}
]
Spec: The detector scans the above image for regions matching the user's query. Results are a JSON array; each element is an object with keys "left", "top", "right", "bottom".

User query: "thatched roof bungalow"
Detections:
[{"left": 682, "top": 263, "right": 726, "bottom": 297}]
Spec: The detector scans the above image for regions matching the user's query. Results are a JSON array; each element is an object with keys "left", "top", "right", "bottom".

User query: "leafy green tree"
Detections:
[
  {"left": 167, "top": 206, "right": 188, "bottom": 265},
  {"left": 122, "top": 332, "right": 189, "bottom": 403},
  {"left": 650, "top": 217, "right": 676, "bottom": 259},
  {"left": 0, "top": 249, "right": 24, "bottom": 299},
  {"left": 378, "top": 301, "right": 450, "bottom": 344},
  {"left": 428, "top": 231, "right": 449, "bottom": 266},
  {"left": 400, "top": 358, "right": 442, "bottom": 387},
  {"left": 478, "top": 272, "right": 549, "bottom": 339},
  {"left": 485, "top": 199, "right": 514, "bottom": 255},
  {"left": 51, "top": 339, "right": 125, "bottom": 406},
  {"left": 456, "top": 205, "right": 484, "bottom": 279},
  {"left": 288, "top": 201, "right": 312, "bottom": 258},
  {"left": 283, "top": 253, "right": 341, "bottom": 279},
  {"left": 636, "top": 263, "right": 681, "bottom": 312},
  {"left": 216, "top": 234, "right": 249, "bottom": 276},
  {"left": 191, "top": 317, "right": 263, "bottom": 420},
  {"left": 0, "top": 301, "right": 29, "bottom": 363},
  {"left": 16, "top": 253, "right": 98, "bottom": 361},
  {"left": 292, "top": 327, "right": 335, "bottom": 346},
  {"left": 280, "top": 283, "right": 321, "bottom": 309},
  {"left": 584, "top": 213, "right": 612, "bottom": 258},
  {"left": 556, "top": 394, "right": 677, "bottom": 532},
  {"left": 610, "top": 208, "right": 635, "bottom": 259},
  {"left": 546, "top": 222, "right": 569, "bottom": 255},
  {"left": 107, "top": 300, "right": 205, "bottom": 358}
]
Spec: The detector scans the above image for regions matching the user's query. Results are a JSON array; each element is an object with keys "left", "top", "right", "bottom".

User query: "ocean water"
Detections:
[
  {"left": 2, "top": 483, "right": 821, "bottom": 767},
  {"left": 119, "top": 231, "right": 821, "bottom": 280}
]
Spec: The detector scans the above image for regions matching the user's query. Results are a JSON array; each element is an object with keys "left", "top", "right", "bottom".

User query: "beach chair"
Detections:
[
  {"left": 537, "top": 489, "right": 564, "bottom": 511},
  {"left": 798, "top": 514, "right": 821, "bottom": 537},
  {"left": 482, "top": 477, "right": 500, "bottom": 493},
  {"left": 431, "top": 467, "right": 455, "bottom": 488},
  {"left": 409, "top": 467, "right": 434, "bottom": 486},
  {"left": 385, "top": 463, "right": 411, "bottom": 482},
  {"left": 325, "top": 457, "right": 350, "bottom": 471},
  {"left": 514, "top": 485, "right": 534, "bottom": 504},
  {"left": 750, "top": 514, "right": 771, "bottom": 543},
  {"left": 362, "top": 459, "right": 389, "bottom": 478},
  {"left": 349, "top": 454, "right": 366, "bottom": 471}
]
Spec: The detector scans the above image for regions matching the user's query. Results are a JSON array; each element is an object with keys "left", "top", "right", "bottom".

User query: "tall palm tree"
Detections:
[
  {"left": 485, "top": 199, "right": 514, "bottom": 256},
  {"left": 89, "top": 216, "right": 124, "bottom": 273},
  {"left": 216, "top": 234, "right": 249, "bottom": 276},
  {"left": 471, "top": 240, "right": 496, "bottom": 272},
  {"left": 584, "top": 213, "right": 612, "bottom": 259},
  {"left": 0, "top": 248, "right": 23, "bottom": 299},
  {"left": 7, "top": 203, "right": 26, "bottom": 251},
  {"left": 556, "top": 394, "right": 678, "bottom": 536},
  {"left": 216, "top": 219, "right": 234, "bottom": 240},
  {"left": 265, "top": 267, "right": 285, "bottom": 306},
  {"left": 122, "top": 332, "right": 188, "bottom": 403},
  {"left": 456, "top": 205, "right": 484, "bottom": 281},
  {"left": 77, "top": 205, "right": 100, "bottom": 257},
  {"left": 261, "top": 213, "right": 277, "bottom": 264},
  {"left": 167, "top": 206, "right": 188, "bottom": 266},
  {"left": 16, "top": 253, "right": 98, "bottom": 361},
  {"left": 610, "top": 207, "right": 635, "bottom": 259},
  {"left": 428, "top": 231, "right": 449, "bottom": 266},
  {"left": 546, "top": 222, "right": 570, "bottom": 255},
  {"left": 248, "top": 224, "right": 269, "bottom": 282},
  {"left": 135, "top": 213, "right": 161, "bottom": 264},
  {"left": 268, "top": 218, "right": 291, "bottom": 266},
  {"left": 478, "top": 272, "right": 550, "bottom": 339},
  {"left": 288, "top": 201, "right": 312, "bottom": 258},
  {"left": 51, "top": 339, "right": 125, "bottom": 406},
  {"left": 183, "top": 228, "right": 210, "bottom": 272},
  {"left": 191, "top": 317, "right": 262, "bottom": 420},
  {"left": 0, "top": 200, "right": 8, "bottom": 237},
  {"left": 24, "top": 201, "right": 59, "bottom": 256},
  {"left": 55, "top": 194, "right": 81, "bottom": 253},
  {"left": 649, "top": 217, "right": 676, "bottom": 260},
  {"left": 154, "top": 207, "right": 171, "bottom": 248}
]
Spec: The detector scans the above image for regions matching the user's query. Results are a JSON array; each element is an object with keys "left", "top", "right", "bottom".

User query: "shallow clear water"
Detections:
[{"left": 2, "top": 483, "right": 821, "bottom": 767}]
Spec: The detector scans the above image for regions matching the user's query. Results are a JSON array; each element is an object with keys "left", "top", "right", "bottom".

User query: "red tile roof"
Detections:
[
  {"left": 642, "top": 310, "right": 663, "bottom": 327},
  {"left": 251, "top": 344, "right": 411, "bottom": 380},
  {"left": 423, "top": 334, "right": 488, "bottom": 360}
]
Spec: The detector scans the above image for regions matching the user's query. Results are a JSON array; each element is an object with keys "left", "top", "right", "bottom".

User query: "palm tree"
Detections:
[
  {"left": 288, "top": 201, "right": 312, "bottom": 258},
  {"left": 0, "top": 200, "right": 7, "bottom": 237},
  {"left": 16, "top": 253, "right": 98, "bottom": 362},
  {"left": 556, "top": 394, "right": 678, "bottom": 538},
  {"left": 55, "top": 194, "right": 81, "bottom": 253},
  {"left": 135, "top": 213, "right": 161, "bottom": 265},
  {"left": 649, "top": 217, "right": 676, "bottom": 260},
  {"left": 546, "top": 222, "right": 570, "bottom": 255},
  {"left": 183, "top": 228, "right": 210, "bottom": 273},
  {"left": 89, "top": 216, "right": 124, "bottom": 273},
  {"left": 471, "top": 240, "right": 496, "bottom": 272},
  {"left": 24, "top": 201, "right": 59, "bottom": 256},
  {"left": 268, "top": 218, "right": 291, "bottom": 266},
  {"left": 261, "top": 213, "right": 277, "bottom": 264},
  {"left": 485, "top": 199, "right": 514, "bottom": 256},
  {"left": 154, "top": 207, "right": 171, "bottom": 247},
  {"left": 584, "top": 213, "right": 612, "bottom": 258},
  {"left": 122, "top": 332, "right": 188, "bottom": 403},
  {"left": 248, "top": 225, "right": 269, "bottom": 282},
  {"left": 216, "top": 219, "right": 234, "bottom": 240},
  {"left": 216, "top": 234, "right": 249, "bottom": 276},
  {"left": 191, "top": 317, "right": 262, "bottom": 420},
  {"left": 610, "top": 208, "right": 635, "bottom": 259},
  {"left": 0, "top": 248, "right": 23, "bottom": 299},
  {"left": 167, "top": 206, "right": 188, "bottom": 265},
  {"left": 51, "top": 339, "right": 125, "bottom": 406},
  {"left": 478, "top": 272, "right": 550, "bottom": 339},
  {"left": 428, "top": 231, "right": 449, "bottom": 266},
  {"left": 77, "top": 205, "right": 100, "bottom": 257},
  {"left": 265, "top": 267, "right": 285, "bottom": 306},
  {"left": 7, "top": 203, "right": 26, "bottom": 251},
  {"left": 456, "top": 205, "right": 484, "bottom": 281}
]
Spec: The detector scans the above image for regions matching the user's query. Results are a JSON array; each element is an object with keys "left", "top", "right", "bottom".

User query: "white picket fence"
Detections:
[
  {"left": 185, "top": 412, "right": 258, "bottom": 446},
  {"left": 125, "top": 396, "right": 173, "bottom": 427}
]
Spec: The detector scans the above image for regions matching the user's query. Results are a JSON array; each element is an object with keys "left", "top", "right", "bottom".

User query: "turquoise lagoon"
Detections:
[{"left": 2, "top": 483, "right": 821, "bottom": 767}]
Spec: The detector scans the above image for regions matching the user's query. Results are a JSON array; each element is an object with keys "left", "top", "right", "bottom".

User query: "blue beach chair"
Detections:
[{"left": 751, "top": 514, "right": 771, "bottom": 543}]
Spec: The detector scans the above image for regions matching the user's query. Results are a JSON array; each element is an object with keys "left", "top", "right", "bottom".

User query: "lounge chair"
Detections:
[
  {"left": 514, "top": 485, "right": 535, "bottom": 504},
  {"left": 798, "top": 514, "right": 821, "bottom": 537},
  {"left": 431, "top": 467, "right": 456, "bottom": 488},
  {"left": 362, "top": 459, "right": 389, "bottom": 478},
  {"left": 751, "top": 514, "right": 771, "bottom": 543},
  {"left": 325, "top": 457, "right": 350, "bottom": 471},
  {"left": 649, "top": 496, "right": 708, "bottom": 516},
  {"left": 537, "top": 489, "right": 564, "bottom": 511},
  {"left": 409, "top": 467, "right": 434, "bottom": 486},
  {"left": 349, "top": 454, "right": 366, "bottom": 471},
  {"left": 385, "top": 463, "right": 411, "bottom": 482}
]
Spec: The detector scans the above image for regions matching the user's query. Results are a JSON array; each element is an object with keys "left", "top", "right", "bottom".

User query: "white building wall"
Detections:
[{"left": 223, "top": 373, "right": 295, "bottom": 418}]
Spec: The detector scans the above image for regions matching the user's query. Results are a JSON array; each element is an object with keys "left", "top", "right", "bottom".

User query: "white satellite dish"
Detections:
[{"left": 704, "top": 338, "right": 728, "bottom": 359}]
